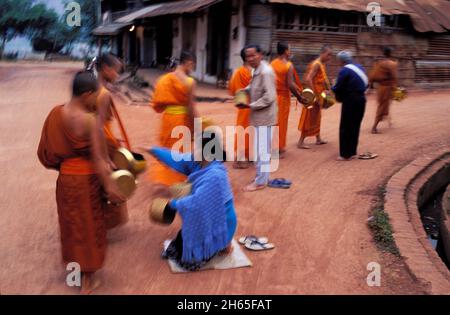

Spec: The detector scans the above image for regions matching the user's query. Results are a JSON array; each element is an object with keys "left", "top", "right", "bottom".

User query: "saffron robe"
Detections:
[
  {"left": 37, "top": 105, "right": 107, "bottom": 272},
  {"left": 298, "top": 59, "right": 330, "bottom": 137},
  {"left": 150, "top": 72, "right": 194, "bottom": 185},
  {"left": 229, "top": 66, "right": 252, "bottom": 159},
  {"left": 271, "top": 59, "right": 302, "bottom": 150},
  {"left": 369, "top": 59, "right": 398, "bottom": 121}
]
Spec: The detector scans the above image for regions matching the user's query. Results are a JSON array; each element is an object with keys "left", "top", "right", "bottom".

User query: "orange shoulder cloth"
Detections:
[
  {"left": 151, "top": 72, "right": 193, "bottom": 113},
  {"left": 229, "top": 66, "right": 252, "bottom": 96}
]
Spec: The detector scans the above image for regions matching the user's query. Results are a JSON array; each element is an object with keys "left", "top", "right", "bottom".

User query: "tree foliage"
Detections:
[{"left": 0, "top": 0, "right": 100, "bottom": 56}]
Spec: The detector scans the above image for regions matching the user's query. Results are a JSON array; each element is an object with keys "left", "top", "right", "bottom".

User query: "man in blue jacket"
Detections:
[{"left": 332, "top": 51, "right": 369, "bottom": 161}]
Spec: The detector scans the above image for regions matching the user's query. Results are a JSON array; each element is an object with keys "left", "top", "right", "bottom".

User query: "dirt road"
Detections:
[{"left": 1, "top": 63, "right": 449, "bottom": 294}]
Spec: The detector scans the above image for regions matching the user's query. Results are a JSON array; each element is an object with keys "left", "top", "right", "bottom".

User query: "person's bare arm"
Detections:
[
  {"left": 90, "top": 110, "right": 126, "bottom": 203},
  {"left": 287, "top": 65, "right": 303, "bottom": 101},
  {"left": 305, "top": 63, "right": 319, "bottom": 90},
  {"left": 391, "top": 62, "right": 399, "bottom": 87},
  {"left": 96, "top": 92, "right": 115, "bottom": 165},
  {"left": 187, "top": 80, "right": 198, "bottom": 131}
]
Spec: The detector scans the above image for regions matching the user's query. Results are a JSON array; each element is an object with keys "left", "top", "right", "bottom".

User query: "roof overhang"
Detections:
[
  {"left": 92, "top": 23, "right": 131, "bottom": 36},
  {"left": 116, "top": 0, "right": 223, "bottom": 24}
]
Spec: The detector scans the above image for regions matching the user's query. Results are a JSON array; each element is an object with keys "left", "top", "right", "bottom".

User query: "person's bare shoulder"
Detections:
[
  {"left": 96, "top": 88, "right": 113, "bottom": 118},
  {"left": 62, "top": 106, "right": 95, "bottom": 139}
]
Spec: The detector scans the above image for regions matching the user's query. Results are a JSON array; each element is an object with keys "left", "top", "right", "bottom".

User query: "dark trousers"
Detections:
[{"left": 339, "top": 95, "right": 366, "bottom": 159}]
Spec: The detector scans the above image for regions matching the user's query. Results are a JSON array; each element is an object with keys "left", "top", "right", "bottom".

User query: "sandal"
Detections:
[
  {"left": 244, "top": 240, "right": 275, "bottom": 251},
  {"left": 276, "top": 178, "right": 292, "bottom": 185},
  {"left": 358, "top": 152, "right": 378, "bottom": 160},
  {"left": 268, "top": 179, "right": 291, "bottom": 189},
  {"left": 238, "top": 235, "right": 269, "bottom": 245}
]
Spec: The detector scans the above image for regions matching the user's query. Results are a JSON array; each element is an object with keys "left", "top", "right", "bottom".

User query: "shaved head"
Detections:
[
  {"left": 96, "top": 53, "right": 121, "bottom": 71},
  {"left": 72, "top": 71, "right": 98, "bottom": 97}
]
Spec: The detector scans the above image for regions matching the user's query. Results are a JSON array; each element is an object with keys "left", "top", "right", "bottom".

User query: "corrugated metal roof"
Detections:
[
  {"left": 269, "top": 0, "right": 450, "bottom": 32},
  {"left": 268, "top": 0, "right": 413, "bottom": 15},
  {"left": 116, "top": 0, "right": 222, "bottom": 23},
  {"left": 92, "top": 23, "right": 131, "bottom": 36},
  {"left": 405, "top": 0, "right": 450, "bottom": 33}
]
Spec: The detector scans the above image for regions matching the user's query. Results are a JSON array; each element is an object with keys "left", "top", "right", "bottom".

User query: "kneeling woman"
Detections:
[{"left": 148, "top": 133, "right": 237, "bottom": 271}]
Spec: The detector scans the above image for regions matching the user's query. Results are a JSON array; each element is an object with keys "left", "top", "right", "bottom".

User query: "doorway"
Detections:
[{"left": 206, "top": 1, "right": 231, "bottom": 77}]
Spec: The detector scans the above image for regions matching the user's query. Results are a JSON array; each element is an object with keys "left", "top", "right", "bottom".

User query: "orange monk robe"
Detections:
[
  {"left": 298, "top": 59, "right": 329, "bottom": 137},
  {"left": 229, "top": 66, "right": 252, "bottom": 159},
  {"left": 37, "top": 105, "right": 107, "bottom": 272},
  {"left": 271, "top": 59, "right": 303, "bottom": 151},
  {"left": 149, "top": 72, "right": 193, "bottom": 185},
  {"left": 369, "top": 59, "right": 398, "bottom": 121}
]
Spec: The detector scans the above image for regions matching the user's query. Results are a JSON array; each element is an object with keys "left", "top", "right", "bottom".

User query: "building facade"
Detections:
[{"left": 93, "top": 0, "right": 450, "bottom": 87}]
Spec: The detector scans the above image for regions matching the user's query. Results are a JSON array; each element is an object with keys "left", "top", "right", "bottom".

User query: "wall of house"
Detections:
[
  {"left": 271, "top": 28, "right": 438, "bottom": 87},
  {"left": 172, "top": 17, "right": 183, "bottom": 61},
  {"left": 228, "top": 0, "right": 247, "bottom": 72},
  {"left": 194, "top": 11, "right": 209, "bottom": 82},
  {"left": 245, "top": 3, "right": 273, "bottom": 54},
  {"left": 137, "top": 26, "right": 145, "bottom": 66},
  {"left": 267, "top": 4, "right": 450, "bottom": 87},
  {"left": 122, "top": 32, "right": 129, "bottom": 64}
]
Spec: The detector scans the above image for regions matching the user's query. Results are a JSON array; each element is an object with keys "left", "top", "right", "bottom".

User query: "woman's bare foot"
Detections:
[
  {"left": 297, "top": 141, "right": 311, "bottom": 149},
  {"left": 336, "top": 156, "right": 352, "bottom": 161},
  {"left": 243, "top": 182, "right": 266, "bottom": 192},
  {"left": 80, "top": 273, "right": 101, "bottom": 295},
  {"left": 371, "top": 128, "right": 379, "bottom": 134}
]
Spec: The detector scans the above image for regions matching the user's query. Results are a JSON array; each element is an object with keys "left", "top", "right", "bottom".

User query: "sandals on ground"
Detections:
[
  {"left": 358, "top": 152, "right": 378, "bottom": 160},
  {"left": 268, "top": 178, "right": 291, "bottom": 189},
  {"left": 244, "top": 240, "right": 275, "bottom": 251},
  {"left": 238, "top": 235, "right": 269, "bottom": 245}
]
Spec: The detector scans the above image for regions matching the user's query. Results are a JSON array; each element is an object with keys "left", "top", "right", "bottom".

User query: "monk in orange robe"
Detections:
[
  {"left": 271, "top": 42, "right": 303, "bottom": 156},
  {"left": 95, "top": 54, "right": 132, "bottom": 229},
  {"left": 229, "top": 48, "right": 252, "bottom": 169},
  {"left": 369, "top": 46, "right": 398, "bottom": 134},
  {"left": 37, "top": 71, "right": 125, "bottom": 294},
  {"left": 150, "top": 51, "right": 198, "bottom": 186},
  {"left": 298, "top": 45, "right": 333, "bottom": 149}
]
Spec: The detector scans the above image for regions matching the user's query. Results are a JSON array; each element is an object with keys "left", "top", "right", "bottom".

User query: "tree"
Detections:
[
  {"left": 0, "top": 0, "right": 100, "bottom": 58},
  {"left": 63, "top": 0, "right": 99, "bottom": 46},
  {"left": 0, "top": 0, "right": 60, "bottom": 57},
  {"left": 28, "top": 3, "right": 80, "bottom": 55},
  {"left": 0, "top": 0, "right": 35, "bottom": 57}
]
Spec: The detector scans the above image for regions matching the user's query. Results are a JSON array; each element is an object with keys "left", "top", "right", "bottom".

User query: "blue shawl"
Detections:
[
  {"left": 149, "top": 147, "right": 232, "bottom": 263},
  {"left": 175, "top": 161, "right": 232, "bottom": 263}
]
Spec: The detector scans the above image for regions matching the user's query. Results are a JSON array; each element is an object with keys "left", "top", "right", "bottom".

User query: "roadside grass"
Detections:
[{"left": 368, "top": 186, "right": 400, "bottom": 255}]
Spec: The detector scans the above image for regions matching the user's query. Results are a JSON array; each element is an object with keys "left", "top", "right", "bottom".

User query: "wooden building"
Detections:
[{"left": 93, "top": 0, "right": 450, "bottom": 87}]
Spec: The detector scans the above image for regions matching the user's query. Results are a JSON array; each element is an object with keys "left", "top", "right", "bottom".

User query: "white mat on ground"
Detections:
[{"left": 164, "top": 239, "right": 252, "bottom": 273}]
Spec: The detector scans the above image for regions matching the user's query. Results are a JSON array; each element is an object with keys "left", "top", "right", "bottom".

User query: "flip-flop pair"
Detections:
[
  {"left": 358, "top": 152, "right": 378, "bottom": 160},
  {"left": 238, "top": 235, "right": 275, "bottom": 251},
  {"left": 268, "top": 178, "right": 292, "bottom": 189}
]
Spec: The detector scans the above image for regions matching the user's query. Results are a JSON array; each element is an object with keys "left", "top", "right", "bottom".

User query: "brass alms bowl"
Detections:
[
  {"left": 393, "top": 87, "right": 407, "bottom": 102},
  {"left": 321, "top": 91, "right": 336, "bottom": 109},
  {"left": 113, "top": 147, "right": 147, "bottom": 176},
  {"left": 149, "top": 198, "right": 176, "bottom": 225},
  {"left": 300, "top": 88, "right": 316, "bottom": 108},
  {"left": 110, "top": 169, "right": 137, "bottom": 199},
  {"left": 235, "top": 90, "right": 249, "bottom": 107}
]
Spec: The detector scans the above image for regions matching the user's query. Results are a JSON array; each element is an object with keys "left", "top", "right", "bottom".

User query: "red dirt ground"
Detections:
[{"left": 1, "top": 62, "right": 449, "bottom": 294}]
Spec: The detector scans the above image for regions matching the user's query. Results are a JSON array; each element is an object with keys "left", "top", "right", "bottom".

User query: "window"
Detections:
[{"left": 274, "top": 5, "right": 404, "bottom": 33}]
